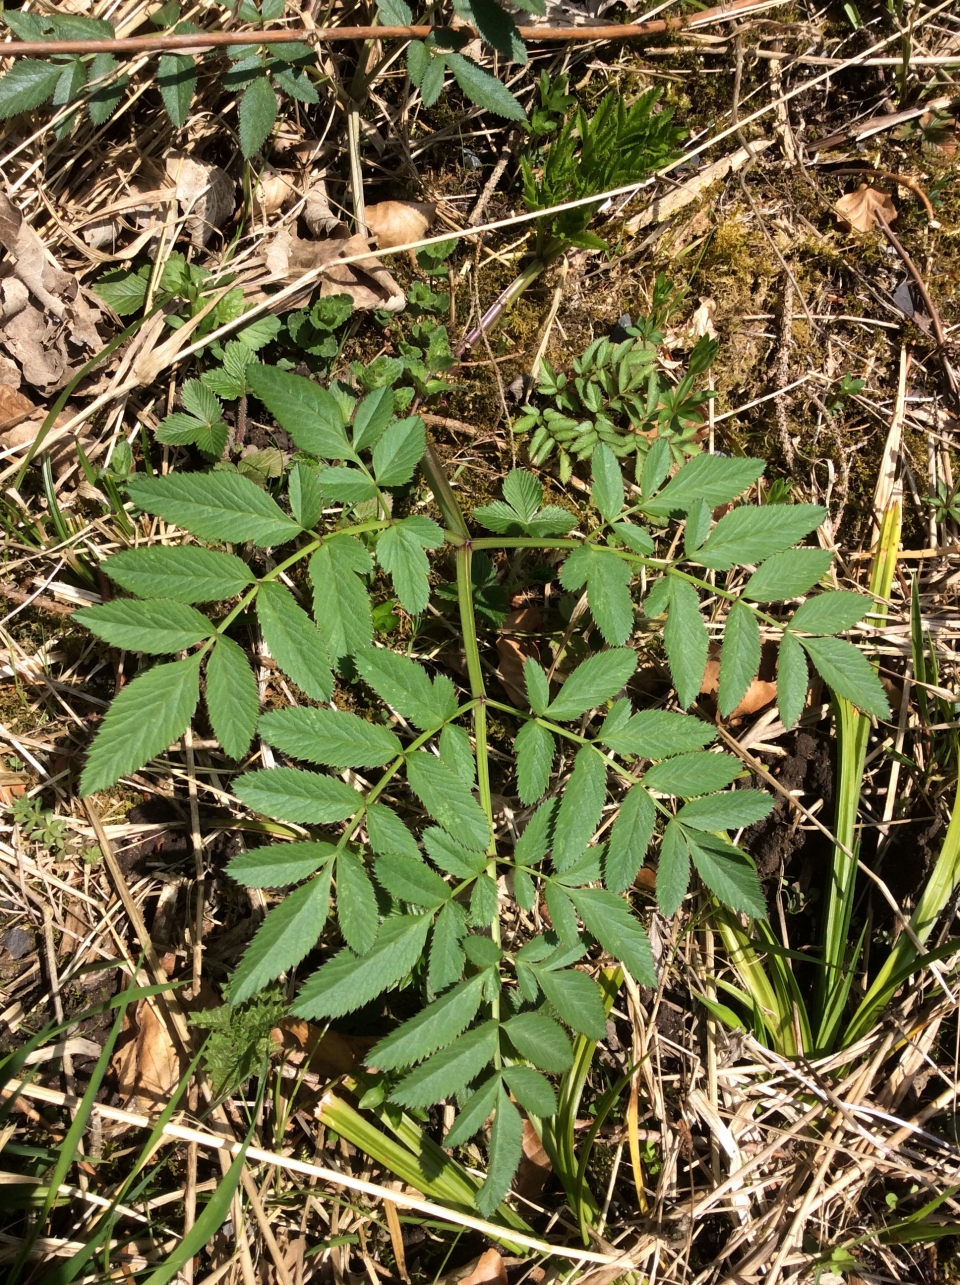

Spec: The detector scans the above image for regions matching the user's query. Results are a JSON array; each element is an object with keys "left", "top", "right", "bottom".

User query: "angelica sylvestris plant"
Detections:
[{"left": 75, "top": 364, "right": 890, "bottom": 1213}]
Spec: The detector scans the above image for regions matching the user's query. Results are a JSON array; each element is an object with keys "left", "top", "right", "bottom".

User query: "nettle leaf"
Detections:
[
  {"left": 367, "top": 803, "right": 421, "bottom": 859},
  {"left": 744, "top": 548, "right": 833, "bottom": 602},
  {"left": 643, "top": 751, "right": 741, "bottom": 797},
  {"left": 377, "top": 517, "right": 444, "bottom": 614},
  {"left": 293, "top": 913, "right": 433, "bottom": 1019},
  {"left": 206, "top": 635, "right": 259, "bottom": 760},
  {"left": 545, "top": 648, "right": 636, "bottom": 722},
  {"left": 777, "top": 632, "right": 808, "bottom": 729},
  {"left": 289, "top": 463, "right": 323, "bottom": 531},
  {"left": 695, "top": 504, "right": 825, "bottom": 571},
  {"left": 718, "top": 601, "right": 761, "bottom": 718},
  {"left": 657, "top": 819, "right": 691, "bottom": 916},
  {"left": 439, "top": 723, "right": 475, "bottom": 785},
  {"left": 376, "top": 853, "right": 451, "bottom": 907},
  {"left": 373, "top": 416, "right": 426, "bottom": 487},
  {"left": 226, "top": 840, "right": 336, "bottom": 888},
  {"left": 126, "top": 473, "right": 301, "bottom": 547},
  {"left": 560, "top": 546, "right": 634, "bottom": 646},
  {"left": 259, "top": 707, "right": 401, "bottom": 768},
  {"left": 74, "top": 599, "right": 212, "bottom": 654},
  {"left": 601, "top": 708, "right": 715, "bottom": 759},
  {"left": 158, "top": 53, "right": 196, "bottom": 128},
  {"left": 233, "top": 767, "right": 360, "bottom": 824},
  {"left": 81, "top": 654, "right": 201, "bottom": 795},
  {"left": 572, "top": 887, "right": 656, "bottom": 986},
  {"left": 444, "top": 53, "right": 526, "bottom": 122},
  {"left": 502, "top": 1064, "right": 556, "bottom": 1117},
  {"left": 229, "top": 866, "right": 332, "bottom": 1004},
  {"left": 424, "top": 828, "right": 486, "bottom": 878},
  {"left": 685, "top": 831, "right": 765, "bottom": 918},
  {"left": 352, "top": 386, "right": 395, "bottom": 452},
  {"left": 369, "top": 973, "right": 487, "bottom": 1071},
  {"left": 476, "top": 1085, "right": 523, "bottom": 1216},
  {"left": 391, "top": 1019, "right": 499, "bottom": 1108},
  {"left": 605, "top": 785, "right": 655, "bottom": 894},
  {"left": 515, "top": 721, "right": 554, "bottom": 804},
  {"left": 429, "top": 900, "right": 468, "bottom": 992},
  {"left": 310, "top": 538, "right": 373, "bottom": 661},
  {"left": 663, "top": 578, "right": 708, "bottom": 709},
  {"left": 406, "top": 753, "right": 492, "bottom": 852},
  {"left": 524, "top": 657, "right": 550, "bottom": 715},
  {"left": 534, "top": 966, "right": 607, "bottom": 1039},
  {"left": 0, "top": 60, "right": 62, "bottom": 119},
  {"left": 552, "top": 747, "right": 606, "bottom": 872},
  {"left": 790, "top": 591, "right": 869, "bottom": 635},
  {"left": 355, "top": 647, "right": 457, "bottom": 728},
  {"left": 239, "top": 74, "right": 277, "bottom": 157},
  {"left": 642, "top": 455, "right": 765, "bottom": 519},
  {"left": 257, "top": 581, "right": 333, "bottom": 702},
  {"left": 501, "top": 1011, "right": 573, "bottom": 1073},
  {"left": 336, "top": 850, "right": 379, "bottom": 955},
  {"left": 102, "top": 547, "right": 255, "bottom": 603},
  {"left": 678, "top": 790, "right": 774, "bottom": 831},
  {"left": 444, "top": 1073, "right": 500, "bottom": 1148},
  {"left": 799, "top": 635, "right": 890, "bottom": 720},
  {"left": 591, "top": 442, "right": 625, "bottom": 521},
  {"left": 247, "top": 364, "right": 352, "bottom": 460}
]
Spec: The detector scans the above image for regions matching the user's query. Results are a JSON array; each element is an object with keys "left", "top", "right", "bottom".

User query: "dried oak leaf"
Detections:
[
  {"left": 264, "top": 225, "right": 405, "bottom": 313},
  {"left": 165, "top": 152, "right": 235, "bottom": 248},
  {"left": 365, "top": 199, "right": 436, "bottom": 250},
  {"left": 835, "top": 184, "right": 897, "bottom": 233}
]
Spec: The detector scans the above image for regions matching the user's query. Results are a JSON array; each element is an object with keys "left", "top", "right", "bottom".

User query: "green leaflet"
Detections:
[
  {"left": 744, "top": 548, "right": 833, "bottom": 601},
  {"left": 502, "top": 1064, "right": 557, "bottom": 1117},
  {"left": 695, "top": 503, "right": 825, "bottom": 571},
  {"left": 642, "top": 454, "right": 764, "bottom": 519},
  {"left": 799, "top": 634, "right": 891, "bottom": 720},
  {"left": 533, "top": 965, "right": 607, "bottom": 1039},
  {"left": 367, "top": 803, "right": 421, "bottom": 859},
  {"left": 238, "top": 73, "right": 277, "bottom": 157},
  {"left": 469, "top": 874, "right": 499, "bottom": 927},
  {"left": 259, "top": 706, "right": 401, "bottom": 768},
  {"left": 318, "top": 466, "right": 377, "bottom": 504},
  {"left": 544, "top": 881, "right": 579, "bottom": 944},
  {"left": 229, "top": 865, "right": 333, "bottom": 1004},
  {"left": 678, "top": 790, "right": 774, "bottom": 831},
  {"left": 477, "top": 1087, "right": 522, "bottom": 1214},
  {"left": 0, "top": 60, "right": 62, "bottom": 120},
  {"left": 369, "top": 972, "right": 487, "bottom": 1071},
  {"left": 377, "top": 517, "right": 444, "bottom": 614},
  {"left": 247, "top": 363, "right": 352, "bottom": 459},
  {"left": 600, "top": 708, "right": 716, "bottom": 758},
  {"left": 81, "top": 654, "right": 201, "bottom": 795},
  {"left": 310, "top": 538, "right": 373, "bottom": 661},
  {"left": 355, "top": 647, "right": 457, "bottom": 729},
  {"left": 289, "top": 463, "right": 323, "bottom": 530},
  {"left": 226, "top": 840, "right": 336, "bottom": 888},
  {"left": 605, "top": 785, "right": 655, "bottom": 894},
  {"left": 206, "top": 635, "right": 259, "bottom": 760},
  {"left": 515, "top": 721, "right": 554, "bottom": 804},
  {"left": 657, "top": 819, "right": 691, "bottom": 916},
  {"left": 373, "top": 416, "right": 426, "bottom": 486},
  {"left": 444, "top": 1073, "right": 499, "bottom": 1148},
  {"left": 663, "top": 578, "right": 707, "bottom": 709},
  {"left": 406, "top": 752, "right": 492, "bottom": 853},
  {"left": 514, "top": 798, "right": 556, "bottom": 866},
  {"left": 336, "top": 850, "right": 379, "bottom": 955},
  {"left": 560, "top": 545, "right": 634, "bottom": 646},
  {"left": 293, "top": 913, "right": 433, "bottom": 1019},
  {"left": 524, "top": 657, "right": 550, "bottom": 715},
  {"left": 102, "top": 546, "right": 255, "bottom": 603},
  {"left": 352, "top": 386, "right": 395, "bottom": 451},
  {"left": 718, "top": 601, "right": 761, "bottom": 718},
  {"left": 571, "top": 886, "right": 656, "bottom": 987},
  {"left": 390, "top": 1020, "right": 499, "bottom": 1108},
  {"left": 233, "top": 767, "right": 360, "bottom": 824},
  {"left": 439, "top": 723, "right": 475, "bottom": 785},
  {"left": 501, "top": 1011, "right": 573, "bottom": 1073},
  {"left": 75, "top": 599, "right": 212, "bottom": 654},
  {"left": 126, "top": 473, "right": 301, "bottom": 547},
  {"left": 376, "top": 853, "right": 451, "bottom": 907},
  {"left": 790, "top": 590, "right": 869, "bottom": 635},
  {"left": 444, "top": 53, "right": 527, "bottom": 122},
  {"left": 544, "top": 647, "right": 637, "bottom": 721},
  {"left": 158, "top": 52, "right": 195, "bottom": 127},
  {"left": 257, "top": 581, "right": 333, "bottom": 702},
  {"left": 552, "top": 746, "right": 606, "bottom": 871},
  {"left": 643, "top": 751, "right": 741, "bottom": 796},
  {"left": 777, "top": 631, "right": 808, "bottom": 728},
  {"left": 429, "top": 900, "right": 467, "bottom": 992},
  {"left": 591, "top": 442, "right": 625, "bottom": 521},
  {"left": 422, "top": 828, "right": 486, "bottom": 878},
  {"left": 685, "top": 831, "right": 765, "bottom": 918}
]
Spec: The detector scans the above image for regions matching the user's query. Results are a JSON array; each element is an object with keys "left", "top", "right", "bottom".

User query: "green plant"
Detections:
[
  {"left": 74, "top": 364, "right": 889, "bottom": 1219},
  {"left": 189, "top": 985, "right": 288, "bottom": 1097},
  {"left": 515, "top": 308, "right": 717, "bottom": 482},
  {"left": 9, "top": 795, "right": 71, "bottom": 856},
  {"left": 923, "top": 478, "right": 960, "bottom": 526}
]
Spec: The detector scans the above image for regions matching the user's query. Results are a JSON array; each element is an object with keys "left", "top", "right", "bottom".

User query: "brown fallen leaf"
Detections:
[
  {"left": 303, "top": 182, "right": 342, "bottom": 236},
  {"left": 165, "top": 152, "right": 235, "bottom": 248},
  {"left": 496, "top": 606, "right": 543, "bottom": 708},
  {"left": 459, "top": 1250, "right": 508, "bottom": 1285},
  {"left": 365, "top": 200, "right": 436, "bottom": 261},
  {"left": 700, "top": 639, "right": 778, "bottom": 721},
  {"left": 253, "top": 168, "right": 296, "bottom": 219},
  {"left": 664, "top": 297, "right": 717, "bottom": 350},
  {"left": 113, "top": 997, "right": 183, "bottom": 1114},
  {"left": 277, "top": 1018, "right": 376, "bottom": 1077},
  {"left": 263, "top": 225, "right": 405, "bottom": 313},
  {"left": 516, "top": 1117, "right": 552, "bottom": 1200},
  {"left": 835, "top": 184, "right": 897, "bottom": 233}
]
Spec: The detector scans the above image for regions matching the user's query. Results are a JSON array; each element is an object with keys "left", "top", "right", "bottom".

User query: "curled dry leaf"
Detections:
[
  {"left": 276, "top": 1017, "right": 376, "bottom": 1077},
  {"left": 459, "top": 1250, "right": 508, "bottom": 1285},
  {"left": 165, "top": 152, "right": 235, "bottom": 247},
  {"left": 835, "top": 184, "right": 897, "bottom": 233},
  {"left": 253, "top": 167, "right": 296, "bottom": 219},
  {"left": 664, "top": 297, "right": 717, "bottom": 350},
  {"left": 365, "top": 199, "right": 436, "bottom": 250},
  {"left": 113, "top": 997, "right": 183, "bottom": 1115},
  {"left": 263, "top": 225, "right": 405, "bottom": 313},
  {"left": 700, "top": 639, "right": 779, "bottom": 721},
  {"left": 303, "top": 182, "right": 341, "bottom": 236},
  {"left": 516, "top": 1116, "right": 552, "bottom": 1199}
]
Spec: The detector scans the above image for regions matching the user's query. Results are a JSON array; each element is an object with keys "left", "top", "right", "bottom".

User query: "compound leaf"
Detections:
[
  {"left": 571, "top": 887, "right": 655, "bottom": 986},
  {"left": 406, "top": 753, "right": 491, "bottom": 852}
]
